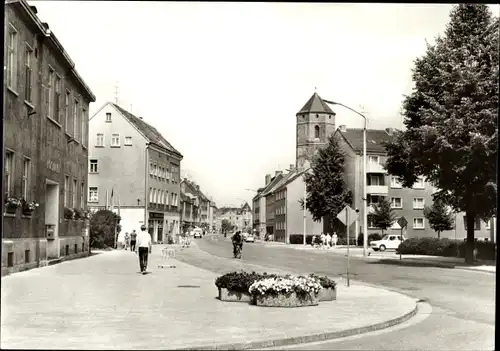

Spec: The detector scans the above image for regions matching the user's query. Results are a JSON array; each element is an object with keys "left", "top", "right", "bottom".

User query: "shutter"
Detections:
[
  {"left": 43, "top": 85, "right": 48, "bottom": 118},
  {"left": 29, "top": 68, "right": 33, "bottom": 103}
]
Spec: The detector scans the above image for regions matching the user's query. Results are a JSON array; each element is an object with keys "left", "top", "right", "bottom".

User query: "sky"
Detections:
[{"left": 32, "top": 2, "right": 499, "bottom": 208}]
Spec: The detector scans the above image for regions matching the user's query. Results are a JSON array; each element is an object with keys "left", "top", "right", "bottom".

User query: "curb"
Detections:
[
  {"left": 174, "top": 302, "right": 419, "bottom": 350},
  {"left": 455, "top": 266, "right": 496, "bottom": 274}
]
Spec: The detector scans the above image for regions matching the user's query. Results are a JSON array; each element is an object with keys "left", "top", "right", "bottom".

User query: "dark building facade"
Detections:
[{"left": 3, "top": 0, "right": 96, "bottom": 275}]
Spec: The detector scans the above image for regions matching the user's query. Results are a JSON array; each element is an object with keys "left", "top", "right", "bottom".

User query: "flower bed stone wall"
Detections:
[
  {"left": 218, "top": 288, "right": 252, "bottom": 302},
  {"left": 318, "top": 287, "right": 336, "bottom": 301},
  {"left": 253, "top": 292, "right": 319, "bottom": 307}
]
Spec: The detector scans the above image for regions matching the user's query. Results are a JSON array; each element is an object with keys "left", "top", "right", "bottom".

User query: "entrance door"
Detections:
[
  {"left": 157, "top": 220, "right": 164, "bottom": 243},
  {"left": 45, "top": 180, "right": 60, "bottom": 259}
]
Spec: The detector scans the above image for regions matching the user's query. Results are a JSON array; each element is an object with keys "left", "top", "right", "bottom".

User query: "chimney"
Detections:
[
  {"left": 385, "top": 127, "right": 394, "bottom": 135},
  {"left": 275, "top": 170, "right": 283, "bottom": 177},
  {"left": 265, "top": 174, "right": 271, "bottom": 185},
  {"left": 30, "top": 6, "right": 38, "bottom": 14},
  {"left": 139, "top": 117, "right": 143, "bottom": 120},
  {"left": 339, "top": 125, "right": 347, "bottom": 132},
  {"left": 42, "top": 22, "right": 49, "bottom": 30}
]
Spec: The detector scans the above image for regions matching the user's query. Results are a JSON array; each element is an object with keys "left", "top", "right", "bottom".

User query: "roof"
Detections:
[
  {"left": 261, "top": 174, "right": 284, "bottom": 197},
  {"left": 274, "top": 169, "right": 307, "bottom": 192},
  {"left": 263, "top": 172, "right": 296, "bottom": 196},
  {"left": 297, "top": 92, "right": 335, "bottom": 115},
  {"left": 336, "top": 128, "right": 397, "bottom": 154},
  {"left": 112, "top": 103, "right": 183, "bottom": 158}
]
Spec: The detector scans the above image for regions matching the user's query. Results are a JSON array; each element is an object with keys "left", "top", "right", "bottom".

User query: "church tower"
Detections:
[{"left": 296, "top": 92, "right": 337, "bottom": 170}]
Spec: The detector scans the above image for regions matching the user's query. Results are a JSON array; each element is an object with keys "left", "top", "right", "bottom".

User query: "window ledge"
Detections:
[
  {"left": 89, "top": 172, "right": 99, "bottom": 175},
  {"left": 3, "top": 213, "right": 16, "bottom": 218},
  {"left": 47, "top": 116, "right": 62, "bottom": 129},
  {"left": 413, "top": 207, "right": 424, "bottom": 210},
  {"left": 110, "top": 145, "right": 121, "bottom": 148},
  {"left": 24, "top": 100, "right": 35, "bottom": 110},
  {"left": 413, "top": 227, "right": 425, "bottom": 230},
  {"left": 7, "top": 87, "right": 19, "bottom": 97},
  {"left": 105, "top": 120, "right": 112, "bottom": 123},
  {"left": 22, "top": 215, "right": 32, "bottom": 219},
  {"left": 95, "top": 145, "right": 104, "bottom": 148}
]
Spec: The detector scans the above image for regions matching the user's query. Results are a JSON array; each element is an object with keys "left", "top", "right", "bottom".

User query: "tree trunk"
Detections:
[
  {"left": 437, "top": 231, "right": 441, "bottom": 239},
  {"left": 465, "top": 211, "right": 476, "bottom": 264}
]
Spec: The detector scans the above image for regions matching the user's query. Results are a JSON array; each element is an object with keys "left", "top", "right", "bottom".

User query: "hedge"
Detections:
[
  {"left": 396, "top": 237, "right": 496, "bottom": 261},
  {"left": 289, "top": 234, "right": 315, "bottom": 245},
  {"left": 357, "top": 233, "right": 382, "bottom": 246}
]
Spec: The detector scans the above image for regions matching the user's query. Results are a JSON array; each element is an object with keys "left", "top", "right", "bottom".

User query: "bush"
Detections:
[
  {"left": 337, "top": 237, "right": 357, "bottom": 246},
  {"left": 309, "top": 274, "right": 337, "bottom": 289},
  {"left": 64, "top": 207, "right": 74, "bottom": 220},
  {"left": 357, "top": 233, "right": 382, "bottom": 246},
  {"left": 215, "top": 271, "right": 279, "bottom": 293},
  {"left": 289, "top": 234, "right": 315, "bottom": 245},
  {"left": 90, "top": 210, "right": 120, "bottom": 249},
  {"left": 396, "top": 237, "right": 496, "bottom": 261}
]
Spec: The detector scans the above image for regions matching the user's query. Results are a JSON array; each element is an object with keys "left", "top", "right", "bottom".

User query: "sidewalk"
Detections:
[{"left": 1, "top": 245, "right": 417, "bottom": 350}]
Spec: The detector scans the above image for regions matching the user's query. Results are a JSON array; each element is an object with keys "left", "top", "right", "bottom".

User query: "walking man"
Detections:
[
  {"left": 130, "top": 230, "right": 138, "bottom": 252},
  {"left": 136, "top": 225, "right": 152, "bottom": 274}
]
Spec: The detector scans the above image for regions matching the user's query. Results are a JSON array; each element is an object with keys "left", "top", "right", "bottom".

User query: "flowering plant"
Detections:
[
  {"left": 5, "top": 196, "right": 22, "bottom": 207},
  {"left": 73, "top": 208, "right": 84, "bottom": 220},
  {"left": 249, "top": 275, "right": 322, "bottom": 300},
  {"left": 64, "top": 207, "right": 75, "bottom": 220},
  {"left": 215, "top": 271, "right": 279, "bottom": 293},
  {"left": 22, "top": 199, "right": 39, "bottom": 213}
]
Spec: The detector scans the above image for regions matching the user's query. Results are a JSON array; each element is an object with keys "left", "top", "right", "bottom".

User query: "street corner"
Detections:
[{"left": 171, "top": 279, "right": 418, "bottom": 350}]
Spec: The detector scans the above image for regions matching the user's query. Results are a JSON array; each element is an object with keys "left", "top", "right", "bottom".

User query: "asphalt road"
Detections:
[{"left": 180, "top": 235, "right": 495, "bottom": 350}]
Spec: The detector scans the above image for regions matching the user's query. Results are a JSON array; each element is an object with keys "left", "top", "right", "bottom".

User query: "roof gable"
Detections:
[
  {"left": 111, "top": 103, "right": 183, "bottom": 158},
  {"left": 297, "top": 92, "right": 335, "bottom": 115},
  {"left": 261, "top": 174, "right": 284, "bottom": 196},
  {"left": 336, "top": 128, "right": 397, "bottom": 154}
]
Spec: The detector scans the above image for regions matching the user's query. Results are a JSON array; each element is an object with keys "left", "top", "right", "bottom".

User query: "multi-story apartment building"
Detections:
[
  {"left": 180, "top": 179, "right": 200, "bottom": 233},
  {"left": 217, "top": 203, "right": 252, "bottom": 232},
  {"left": 252, "top": 185, "right": 266, "bottom": 236},
  {"left": 335, "top": 126, "right": 495, "bottom": 240},
  {"left": 3, "top": 0, "right": 96, "bottom": 275},
  {"left": 88, "top": 102, "right": 182, "bottom": 243}
]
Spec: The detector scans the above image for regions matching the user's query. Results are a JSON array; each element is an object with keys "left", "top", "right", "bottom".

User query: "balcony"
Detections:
[
  {"left": 367, "top": 162, "right": 385, "bottom": 174},
  {"left": 366, "top": 185, "right": 388, "bottom": 195}
]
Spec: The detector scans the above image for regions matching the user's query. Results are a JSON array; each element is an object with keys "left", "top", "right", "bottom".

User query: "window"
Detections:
[
  {"left": 149, "top": 188, "right": 153, "bottom": 202},
  {"left": 73, "top": 99, "right": 79, "bottom": 140},
  {"left": 111, "top": 134, "right": 120, "bottom": 147},
  {"left": 25, "top": 44, "right": 33, "bottom": 102},
  {"left": 96, "top": 133, "right": 104, "bottom": 147},
  {"left": 105, "top": 112, "right": 112, "bottom": 122},
  {"left": 314, "top": 125, "right": 320, "bottom": 139},
  {"left": 82, "top": 108, "right": 87, "bottom": 147},
  {"left": 413, "top": 176, "right": 425, "bottom": 189},
  {"left": 368, "top": 156, "right": 380, "bottom": 165},
  {"left": 124, "top": 136, "right": 132, "bottom": 146},
  {"left": 166, "top": 192, "right": 170, "bottom": 205},
  {"left": 391, "top": 197, "right": 402, "bottom": 209},
  {"left": 413, "top": 217, "right": 425, "bottom": 229},
  {"left": 72, "top": 179, "right": 77, "bottom": 207},
  {"left": 89, "top": 159, "right": 98, "bottom": 173},
  {"left": 7, "top": 25, "right": 18, "bottom": 90},
  {"left": 368, "top": 175, "right": 382, "bottom": 186},
  {"left": 80, "top": 182, "right": 85, "bottom": 208},
  {"left": 413, "top": 197, "right": 425, "bottom": 209},
  {"left": 54, "top": 76, "right": 61, "bottom": 122},
  {"left": 47, "top": 68, "right": 54, "bottom": 119},
  {"left": 463, "top": 216, "right": 481, "bottom": 230},
  {"left": 485, "top": 219, "right": 491, "bottom": 230},
  {"left": 5, "top": 151, "right": 14, "bottom": 196},
  {"left": 390, "top": 176, "right": 402, "bottom": 188},
  {"left": 64, "top": 176, "right": 70, "bottom": 207},
  {"left": 22, "top": 157, "right": 31, "bottom": 200},
  {"left": 88, "top": 187, "right": 98, "bottom": 202},
  {"left": 153, "top": 189, "right": 157, "bottom": 204},
  {"left": 65, "top": 90, "right": 71, "bottom": 133}
]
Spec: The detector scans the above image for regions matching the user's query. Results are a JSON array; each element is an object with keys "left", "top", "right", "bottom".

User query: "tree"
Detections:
[
  {"left": 90, "top": 210, "right": 121, "bottom": 249},
  {"left": 370, "top": 198, "right": 396, "bottom": 235},
  {"left": 303, "top": 134, "right": 353, "bottom": 224},
  {"left": 383, "top": 5, "right": 498, "bottom": 264},
  {"left": 221, "top": 219, "right": 233, "bottom": 234},
  {"left": 423, "top": 200, "right": 455, "bottom": 239}
]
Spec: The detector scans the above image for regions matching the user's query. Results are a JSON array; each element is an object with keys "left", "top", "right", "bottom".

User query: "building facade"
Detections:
[
  {"left": 3, "top": 0, "right": 96, "bottom": 275},
  {"left": 180, "top": 179, "right": 199, "bottom": 232},
  {"left": 334, "top": 127, "right": 495, "bottom": 241},
  {"left": 88, "top": 103, "right": 182, "bottom": 243}
]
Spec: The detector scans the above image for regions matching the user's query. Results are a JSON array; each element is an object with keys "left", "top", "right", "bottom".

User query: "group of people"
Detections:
[
  {"left": 121, "top": 230, "right": 138, "bottom": 251},
  {"left": 311, "top": 232, "right": 338, "bottom": 249}
]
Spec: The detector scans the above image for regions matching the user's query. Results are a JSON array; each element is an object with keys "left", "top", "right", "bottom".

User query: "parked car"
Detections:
[
  {"left": 370, "top": 234, "right": 406, "bottom": 251},
  {"left": 245, "top": 234, "right": 255, "bottom": 243},
  {"left": 191, "top": 227, "right": 203, "bottom": 239}
]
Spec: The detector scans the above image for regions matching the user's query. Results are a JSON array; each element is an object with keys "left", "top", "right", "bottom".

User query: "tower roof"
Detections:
[{"left": 297, "top": 92, "right": 335, "bottom": 115}]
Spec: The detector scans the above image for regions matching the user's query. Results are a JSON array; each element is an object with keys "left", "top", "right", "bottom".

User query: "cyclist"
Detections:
[{"left": 231, "top": 231, "right": 243, "bottom": 259}]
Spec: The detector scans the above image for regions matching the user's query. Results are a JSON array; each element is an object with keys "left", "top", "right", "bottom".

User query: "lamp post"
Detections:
[{"left": 323, "top": 100, "right": 368, "bottom": 257}]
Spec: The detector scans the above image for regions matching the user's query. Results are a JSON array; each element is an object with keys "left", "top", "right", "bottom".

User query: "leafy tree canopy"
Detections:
[
  {"left": 423, "top": 200, "right": 455, "bottom": 238},
  {"left": 304, "top": 134, "right": 353, "bottom": 222},
  {"left": 370, "top": 198, "right": 396, "bottom": 235}
]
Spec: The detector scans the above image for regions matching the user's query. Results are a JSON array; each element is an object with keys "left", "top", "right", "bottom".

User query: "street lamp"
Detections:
[{"left": 323, "top": 99, "right": 368, "bottom": 257}]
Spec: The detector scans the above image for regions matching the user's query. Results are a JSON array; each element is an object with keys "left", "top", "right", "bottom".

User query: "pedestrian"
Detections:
[
  {"left": 332, "top": 232, "right": 338, "bottom": 247},
  {"left": 326, "top": 233, "right": 332, "bottom": 248},
  {"left": 320, "top": 232, "right": 326, "bottom": 249},
  {"left": 311, "top": 235, "right": 317, "bottom": 247},
  {"left": 136, "top": 224, "right": 152, "bottom": 274},
  {"left": 124, "top": 232, "right": 130, "bottom": 251},
  {"left": 130, "top": 230, "right": 137, "bottom": 252}
]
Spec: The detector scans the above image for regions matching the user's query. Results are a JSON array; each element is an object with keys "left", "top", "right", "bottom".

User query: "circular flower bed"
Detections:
[{"left": 215, "top": 271, "right": 279, "bottom": 302}]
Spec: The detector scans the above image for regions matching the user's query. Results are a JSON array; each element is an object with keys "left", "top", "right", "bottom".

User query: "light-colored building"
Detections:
[
  {"left": 88, "top": 103, "right": 183, "bottom": 243},
  {"left": 335, "top": 126, "right": 496, "bottom": 241},
  {"left": 3, "top": 1, "right": 96, "bottom": 276},
  {"left": 208, "top": 201, "right": 217, "bottom": 232},
  {"left": 218, "top": 203, "right": 252, "bottom": 232},
  {"left": 180, "top": 179, "right": 199, "bottom": 233}
]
